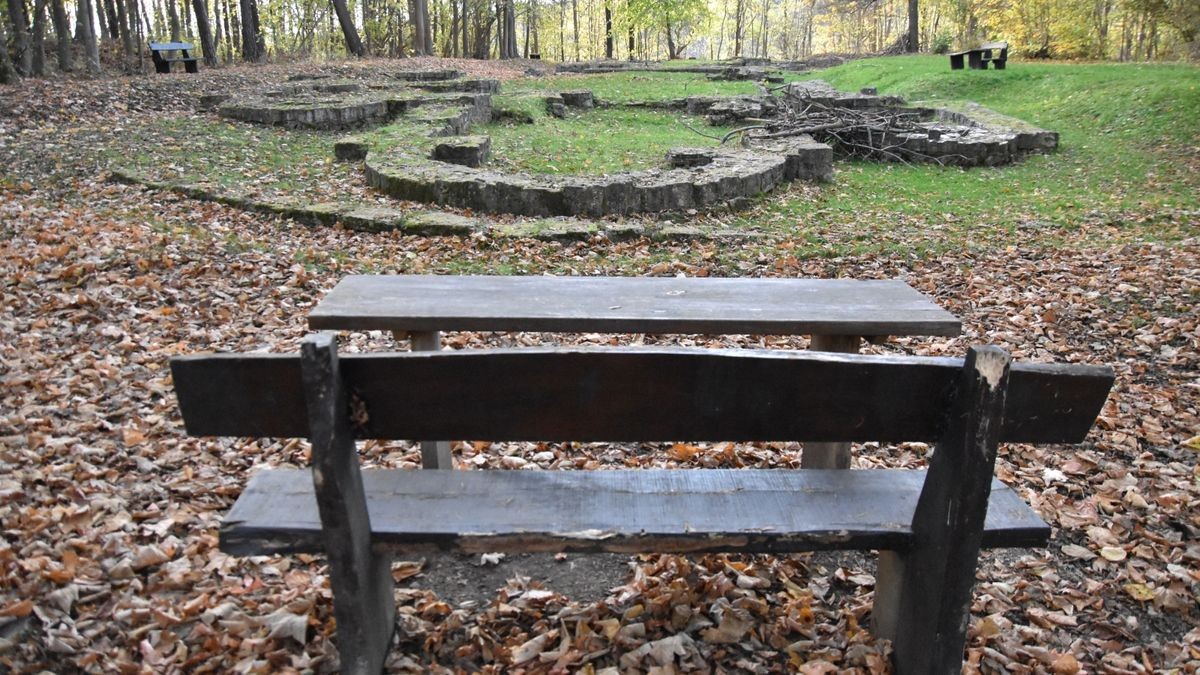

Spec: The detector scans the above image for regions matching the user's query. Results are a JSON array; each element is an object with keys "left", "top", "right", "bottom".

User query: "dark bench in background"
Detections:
[
  {"left": 149, "top": 41, "right": 199, "bottom": 74},
  {"left": 172, "top": 335, "right": 1111, "bottom": 674},
  {"left": 950, "top": 41, "right": 1009, "bottom": 70}
]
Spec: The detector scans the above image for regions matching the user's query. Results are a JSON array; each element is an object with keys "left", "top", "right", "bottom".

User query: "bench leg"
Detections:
[
  {"left": 410, "top": 330, "right": 454, "bottom": 470},
  {"left": 871, "top": 550, "right": 906, "bottom": 642},
  {"left": 886, "top": 346, "right": 1011, "bottom": 674},
  {"left": 302, "top": 334, "right": 396, "bottom": 674},
  {"left": 801, "top": 334, "right": 861, "bottom": 469}
]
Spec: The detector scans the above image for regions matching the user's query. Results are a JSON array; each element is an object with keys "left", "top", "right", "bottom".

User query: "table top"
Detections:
[{"left": 308, "top": 275, "right": 961, "bottom": 337}]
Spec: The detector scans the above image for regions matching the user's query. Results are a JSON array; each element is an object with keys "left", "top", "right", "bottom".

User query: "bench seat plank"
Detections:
[
  {"left": 220, "top": 468, "right": 1049, "bottom": 556},
  {"left": 307, "top": 276, "right": 962, "bottom": 337}
]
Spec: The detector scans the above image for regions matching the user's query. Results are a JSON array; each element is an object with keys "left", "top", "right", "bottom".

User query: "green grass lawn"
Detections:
[
  {"left": 729, "top": 56, "right": 1200, "bottom": 252},
  {"left": 102, "top": 58, "right": 1198, "bottom": 255},
  {"left": 485, "top": 107, "right": 728, "bottom": 175},
  {"left": 502, "top": 71, "right": 771, "bottom": 102}
]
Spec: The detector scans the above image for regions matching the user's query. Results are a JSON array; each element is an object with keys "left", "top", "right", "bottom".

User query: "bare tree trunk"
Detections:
[
  {"left": 604, "top": 1, "right": 611, "bottom": 58},
  {"left": 80, "top": 0, "right": 101, "bottom": 71},
  {"left": 734, "top": 0, "right": 745, "bottom": 57},
  {"left": 180, "top": 0, "right": 191, "bottom": 37},
  {"left": 212, "top": 0, "right": 222, "bottom": 57},
  {"left": 113, "top": 0, "right": 135, "bottom": 63},
  {"left": 222, "top": 0, "right": 235, "bottom": 59},
  {"left": 192, "top": 0, "right": 216, "bottom": 63},
  {"left": 570, "top": 0, "right": 578, "bottom": 59},
  {"left": 330, "top": 0, "right": 364, "bottom": 54},
  {"left": 423, "top": 0, "right": 431, "bottom": 54},
  {"left": 530, "top": 0, "right": 539, "bottom": 55},
  {"left": 239, "top": 0, "right": 262, "bottom": 60},
  {"left": 522, "top": 0, "right": 529, "bottom": 56},
  {"left": 0, "top": 18, "right": 18, "bottom": 82},
  {"left": 759, "top": 0, "right": 769, "bottom": 58},
  {"left": 493, "top": 0, "right": 502, "bottom": 56},
  {"left": 103, "top": 0, "right": 118, "bottom": 39},
  {"left": 7, "top": 0, "right": 33, "bottom": 75},
  {"left": 504, "top": 0, "right": 516, "bottom": 56},
  {"left": 167, "top": 0, "right": 181, "bottom": 40},
  {"left": 410, "top": 0, "right": 422, "bottom": 55},
  {"left": 49, "top": 0, "right": 70, "bottom": 70},
  {"left": 907, "top": 0, "right": 918, "bottom": 51},
  {"left": 31, "top": 0, "right": 48, "bottom": 75},
  {"left": 462, "top": 0, "right": 468, "bottom": 56},
  {"left": 415, "top": 0, "right": 432, "bottom": 55}
]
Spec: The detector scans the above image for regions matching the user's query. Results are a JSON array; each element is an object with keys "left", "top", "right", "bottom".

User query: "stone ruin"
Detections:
[
  {"left": 775, "top": 80, "right": 1058, "bottom": 166},
  {"left": 194, "top": 70, "right": 1055, "bottom": 220},
  {"left": 206, "top": 70, "right": 835, "bottom": 218}
]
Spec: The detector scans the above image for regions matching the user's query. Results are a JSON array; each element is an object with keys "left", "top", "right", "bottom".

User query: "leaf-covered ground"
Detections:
[{"left": 1, "top": 57, "right": 1198, "bottom": 673}]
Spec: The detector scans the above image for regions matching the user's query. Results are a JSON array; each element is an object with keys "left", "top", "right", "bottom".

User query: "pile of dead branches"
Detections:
[{"left": 711, "top": 94, "right": 947, "bottom": 164}]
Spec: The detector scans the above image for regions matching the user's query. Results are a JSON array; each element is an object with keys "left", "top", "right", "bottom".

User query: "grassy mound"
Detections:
[{"left": 730, "top": 56, "right": 1200, "bottom": 253}]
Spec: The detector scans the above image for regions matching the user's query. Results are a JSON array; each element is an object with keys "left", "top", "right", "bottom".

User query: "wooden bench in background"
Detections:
[
  {"left": 950, "top": 41, "right": 1009, "bottom": 70},
  {"left": 172, "top": 335, "right": 1112, "bottom": 673},
  {"left": 149, "top": 41, "right": 199, "bottom": 74}
]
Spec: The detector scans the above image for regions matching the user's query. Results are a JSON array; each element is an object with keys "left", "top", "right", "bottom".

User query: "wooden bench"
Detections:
[
  {"left": 309, "top": 275, "right": 963, "bottom": 470},
  {"left": 950, "top": 41, "right": 1008, "bottom": 70},
  {"left": 172, "top": 335, "right": 1112, "bottom": 674},
  {"left": 149, "top": 41, "right": 199, "bottom": 74}
]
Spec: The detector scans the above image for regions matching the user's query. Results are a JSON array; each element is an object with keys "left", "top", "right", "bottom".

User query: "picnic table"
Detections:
[
  {"left": 149, "top": 41, "right": 199, "bottom": 74},
  {"left": 308, "top": 275, "right": 962, "bottom": 470}
]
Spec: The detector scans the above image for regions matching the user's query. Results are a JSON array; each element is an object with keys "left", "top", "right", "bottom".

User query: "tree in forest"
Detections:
[
  {"left": 908, "top": 0, "right": 919, "bottom": 51},
  {"left": 604, "top": 1, "right": 613, "bottom": 57},
  {"left": 6, "top": 0, "right": 32, "bottom": 75},
  {"left": 497, "top": 0, "right": 518, "bottom": 57},
  {"left": 0, "top": 16, "right": 18, "bottom": 83},
  {"left": 192, "top": 0, "right": 218, "bottom": 64},
  {"left": 167, "top": 0, "right": 182, "bottom": 41},
  {"left": 411, "top": 0, "right": 432, "bottom": 55},
  {"left": 239, "top": 0, "right": 263, "bottom": 60},
  {"left": 331, "top": 0, "right": 365, "bottom": 55},
  {"left": 50, "top": 0, "right": 71, "bottom": 71},
  {"left": 79, "top": 0, "right": 101, "bottom": 72},
  {"left": 31, "top": 0, "right": 48, "bottom": 76},
  {"left": 627, "top": 0, "right": 708, "bottom": 58}
]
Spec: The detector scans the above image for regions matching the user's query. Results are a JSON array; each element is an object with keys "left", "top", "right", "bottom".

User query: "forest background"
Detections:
[{"left": 1, "top": 0, "right": 1198, "bottom": 84}]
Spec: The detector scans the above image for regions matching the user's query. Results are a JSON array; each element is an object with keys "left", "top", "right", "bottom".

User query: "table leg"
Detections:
[
  {"left": 801, "top": 334, "right": 860, "bottom": 470},
  {"left": 802, "top": 334, "right": 904, "bottom": 636},
  {"left": 407, "top": 330, "right": 454, "bottom": 470}
]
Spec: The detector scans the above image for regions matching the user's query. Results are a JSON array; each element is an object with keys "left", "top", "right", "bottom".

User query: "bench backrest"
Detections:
[
  {"left": 172, "top": 335, "right": 1111, "bottom": 675},
  {"left": 150, "top": 41, "right": 194, "bottom": 52},
  {"left": 173, "top": 338, "right": 1112, "bottom": 446}
]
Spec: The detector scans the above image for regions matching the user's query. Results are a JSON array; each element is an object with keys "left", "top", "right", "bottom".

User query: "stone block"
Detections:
[
  {"left": 544, "top": 96, "right": 567, "bottom": 118},
  {"left": 560, "top": 90, "right": 595, "bottom": 108},
  {"left": 334, "top": 136, "right": 369, "bottom": 162},
  {"left": 342, "top": 206, "right": 406, "bottom": 232},
  {"left": 404, "top": 211, "right": 478, "bottom": 236},
  {"left": 667, "top": 148, "right": 717, "bottom": 168},
  {"left": 431, "top": 136, "right": 491, "bottom": 168}
]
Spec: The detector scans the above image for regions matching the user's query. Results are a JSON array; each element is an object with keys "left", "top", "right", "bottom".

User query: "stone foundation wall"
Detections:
[{"left": 365, "top": 142, "right": 832, "bottom": 218}]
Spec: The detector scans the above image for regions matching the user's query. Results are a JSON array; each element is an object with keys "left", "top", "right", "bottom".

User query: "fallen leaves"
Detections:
[{"left": 0, "top": 58, "right": 1198, "bottom": 673}]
